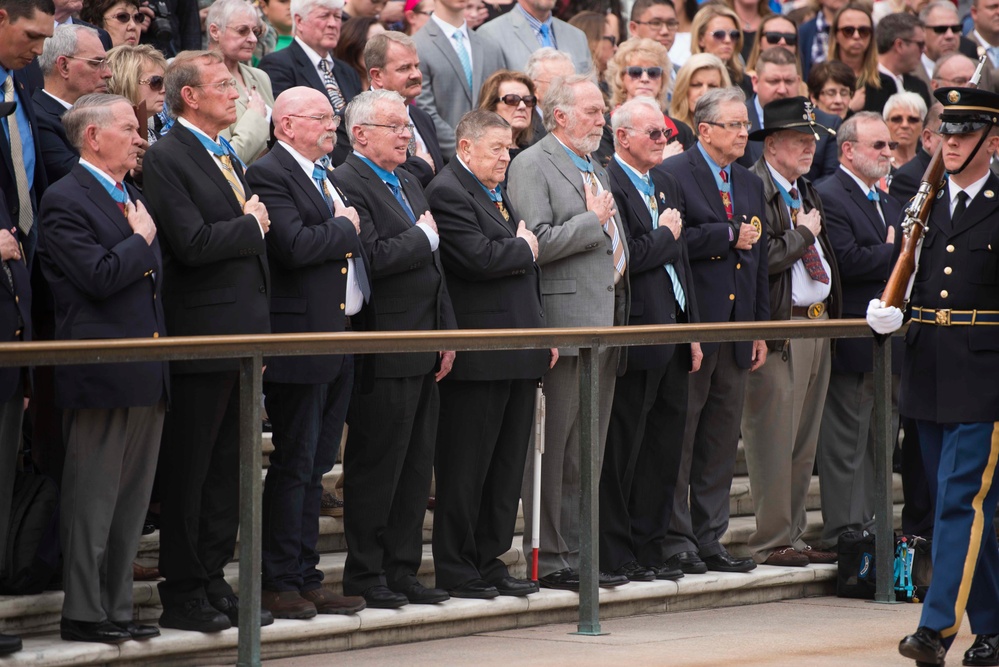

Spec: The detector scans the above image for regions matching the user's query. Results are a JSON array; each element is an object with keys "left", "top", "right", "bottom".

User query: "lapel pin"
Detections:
[
  {"left": 659, "top": 192, "right": 666, "bottom": 203},
  {"left": 986, "top": 190, "right": 995, "bottom": 199},
  {"left": 937, "top": 190, "right": 944, "bottom": 199}
]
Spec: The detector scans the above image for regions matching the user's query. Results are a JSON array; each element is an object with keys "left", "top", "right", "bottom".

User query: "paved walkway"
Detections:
[{"left": 262, "top": 597, "right": 968, "bottom": 667}]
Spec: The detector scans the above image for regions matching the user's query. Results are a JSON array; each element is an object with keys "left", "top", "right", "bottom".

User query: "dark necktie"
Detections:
[
  {"left": 318, "top": 59, "right": 346, "bottom": 113},
  {"left": 953, "top": 190, "right": 968, "bottom": 224},
  {"left": 719, "top": 169, "right": 733, "bottom": 220},
  {"left": 790, "top": 186, "right": 830, "bottom": 285}
]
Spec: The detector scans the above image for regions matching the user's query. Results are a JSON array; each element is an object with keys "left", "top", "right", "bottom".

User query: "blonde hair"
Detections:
[
  {"left": 669, "top": 52, "right": 731, "bottom": 129},
  {"left": 828, "top": 3, "right": 881, "bottom": 90},
  {"left": 607, "top": 38, "right": 671, "bottom": 109},
  {"left": 690, "top": 4, "right": 744, "bottom": 84},
  {"left": 106, "top": 44, "right": 169, "bottom": 106},
  {"left": 745, "top": 13, "right": 798, "bottom": 72}
]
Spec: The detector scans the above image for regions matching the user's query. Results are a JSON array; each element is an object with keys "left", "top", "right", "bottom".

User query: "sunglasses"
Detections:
[
  {"left": 106, "top": 11, "right": 147, "bottom": 25},
  {"left": 139, "top": 75, "right": 165, "bottom": 91},
  {"left": 837, "top": 25, "right": 872, "bottom": 38},
  {"left": 888, "top": 115, "right": 921, "bottom": 124},
  {"left": 626, "top": 126, "right": 673, "bottom": 141},
  {"left": 625, "top": 66, "right": 663, "bottom": 79},
  {"left": 928, "top": 24, "right": 962, "bottom": 34},
  {"left": 497, "top": 93, "right": 537, "bottom": 107},
  {"left": 708, "top": 29, "right": 740, "bottom": 42},
  {"left": 867, "top": 140, "right": 900, "bottom": 150},
  {"left": 762, "top": 31, "right": 797, "bottom": 46}
]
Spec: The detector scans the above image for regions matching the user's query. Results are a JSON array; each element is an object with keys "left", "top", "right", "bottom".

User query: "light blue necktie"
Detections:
[
  {"left": 989, "top": 45, "right": 999, "bottom": 67},
  {"left": 538, "top": 22, "right": 553, "bottom": 48},
  {"left": 388, "top": 182, "right": 417, "bottom": 223},
  {"left": 644, "top": 174, "right": 686, "bottom": 312},
  {"left": 453, "top": 30, "right": 473, "bottom": 93},
  {"left": 867, "top": 188, "right": 880, "bottom": 202},
  {"left": 312, "top": 163, "right": 334, "bottom": 212}
]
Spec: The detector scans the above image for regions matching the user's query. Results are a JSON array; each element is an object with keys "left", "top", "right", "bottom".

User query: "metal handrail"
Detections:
[{"left": 0, "top": 318, "right": 898, "bottom": 663}]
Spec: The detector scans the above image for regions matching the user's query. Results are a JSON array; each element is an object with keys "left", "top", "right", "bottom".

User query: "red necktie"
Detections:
[
  {"left": 790, "top": 187, "right": 829, "bottom": 285},
  {"left": 115, "top": 182, "right": 126, "bottom": 216},
  {"left": 719, "top": 169, "right": 733, "bottom": 220}
]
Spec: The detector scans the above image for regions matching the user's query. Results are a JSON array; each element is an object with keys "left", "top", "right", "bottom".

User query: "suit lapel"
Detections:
[
  {"left": 292, "top": 41, "right": 328, "bottom": 96},
  {"left": 275, "top": 143, "right": 331, "bottom": 219},
  {"left": 172, "top": 124, "right": 244, "bottom": 213},
  {"left": 951, "top": 176, "right": 999, "bottom": 237},
  {"left": 689, "top": 149, "right": 728, "bottom": 221},
  {"left": 509, "top": 11, "right": 540, "bottom": 60},
  {"left": 429, "top": 22, "right": 472, "bottom": 102},
  {"left": 542, "top": 135, "right": 586, "bottom": 203},
  {"left": 347, "top": 154, "right": 416, "bottom": 228},
  {"left": 452, "top": 162, "right": 515, "bottom": 234},
  {"left": 609, "top": 160, "right": 654, "bottom": 233},
  {"left": 75, "top": 166, "right": 135, "bottom": 241},
  {"left": 840, "top": 169, "right": 887, "bottom": 241}
]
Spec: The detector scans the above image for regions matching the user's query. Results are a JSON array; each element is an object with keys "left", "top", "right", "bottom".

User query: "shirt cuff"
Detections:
[
  {"left": 251, "top": 212, "right": 265, "bottom": 238},
  {"left": 518, "top": 235, "right": 536, "bottom": 260},
  {"left": 417, "top": 221, "right": 439, "bottom": 251}
]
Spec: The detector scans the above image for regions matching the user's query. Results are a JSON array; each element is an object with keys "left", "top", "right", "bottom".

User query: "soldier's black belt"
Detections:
[{"left": 911, "top": 307, "right": 999, "bottom": 326}]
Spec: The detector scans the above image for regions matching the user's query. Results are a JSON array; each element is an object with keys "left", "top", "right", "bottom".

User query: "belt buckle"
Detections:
[
  {"left": 935, "top": 309, "right": 951, "bottom": 326},
  {"left": 807, "top": 302, "right": 825, "bottom": 319}
]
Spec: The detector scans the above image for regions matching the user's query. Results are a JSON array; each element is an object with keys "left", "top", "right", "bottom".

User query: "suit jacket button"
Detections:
[
  {"left": 340, "top": 303, "right": 346, "bottom": 310},
  {"left": 736, "top": 263, "right": 741, "bottom": 269},
  {"left": 346, "top": 252, "right": 352, "bottom": 258},
  {"left": 670, "top": 314, "right": 676, "bottom": 320},
  {"left": 946, "top": 244, "right": 955, "bottom": 253},
  {"left": 153, "top": 332, "right": 159, "bottom": 338},
  {"left": 341, "top": 267, "right": 348, "bottom": 274},
  {"left": 607, "top": 286, "right": 613, "bottom": 292},
  {"left": 606, "top": 249, "right": 612, "bottom": 255},
  {"left": 944, "top": 267, "right": 953, "bottom": 275},
  {"left": 729, "top": 294, "right": 735, "bottom": 301},
  {"left": 259, "top": 285, "right": 266, "bottom": 293},
  {"left": 14, "top": 296, "right": 18, "bottom": 303},
  {"left": 940, "top": 290, "right": 949, "bottom": 299}
]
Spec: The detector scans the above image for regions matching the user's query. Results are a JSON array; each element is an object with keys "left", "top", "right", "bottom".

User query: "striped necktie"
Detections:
[
  {"left": 719, "top": 169, "right": 733, "bottom": 220},
  {"left": 453, "top": 30, "right": 473, "bottom": 93},
  {"left": 789, "top": 186, "right": 829, "bottom": 285},
  {"left": 217, "top": 153, "right": 246, "bottom": 207},
  {"left": 3, "top": 76, "right": 33, "bottom": 235},
  {"left": 318, "top": 59, "right": 346, "bottom": 113}
]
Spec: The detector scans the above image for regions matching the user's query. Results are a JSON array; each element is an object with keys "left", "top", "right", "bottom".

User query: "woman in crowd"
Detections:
[
  {"left": 724, "top": 0, "right": 772, "bottom": 63},
  {"left": 80, "top": 0, "right": 143, "bottom": 47},
  {"left": 404, "top": 0, "right": 434, "bottom": 35},
  {"left": 828, "top": 2, "right": 882, "bottom": 114},
  {"left": 335, "top": 17, "right": 385, "bottom": 91},
  {"left": 478, "top": 70, "right": 538, "bottom": 160},
  {"left": 205, "top": 0, "right": 275, "bottom": 166},
  {"left": 744, "top": 13, "right": 804, "bottom": 95},
  {"left": 807, "top": 59, "right": 856, "bottom": 119},
  {"left": 690, "top": 3, "right": 746, "bottom": 88},
  {"left": 670, "top": 52, "right": 731, "bottom": 131},
  {"left": 569, "top": 10, "right": 618, "bottom": 98},
  {"left": 107, "top": 44, "right": 168, "bottom": 146},
  {"left": 883, "top": 91, "right": 926, "bottom": 169}
]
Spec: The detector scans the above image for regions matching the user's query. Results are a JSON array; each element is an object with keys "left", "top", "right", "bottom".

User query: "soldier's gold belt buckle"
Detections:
[
  {"left": 807, "top": 302, "right": 825, "bottom": 319},
  {"left": 935, "top": 309, "right": 951, "bottom": 326}
]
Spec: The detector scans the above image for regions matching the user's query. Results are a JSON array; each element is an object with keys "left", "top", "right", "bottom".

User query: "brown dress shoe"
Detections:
[
  {"left": 762, "top": 546, "right": 809, "bottom": 567},
  {"left": 132, "top": 562, "right": 160, "bottom": 581},
  {"left": 800, "top": 546, "right": 837, "bottom": 564},
  {"left": 301, "top": 587, "right": 367, "bottom": 615},
  {"left": 261, "top": 590, "right": 317, "bottom": 619},
  {"left": 320, "top": 491, "right": 344, "bottom": 518}
]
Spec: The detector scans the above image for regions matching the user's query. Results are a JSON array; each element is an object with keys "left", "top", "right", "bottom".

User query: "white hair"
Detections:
[
  {"left": 525, "top": 47, "right": 575, "bottom": 82},
  {"left": 883, "top": 91, "right": 927, "bottom": 125},
  {"left": 39, "top": 24, "right": 98, "bottom": 76},
  {"left": 290, "top": 0, "right": 344, "bottom": 24},
  {"left": 345, "top": 89, "right": 405, "bottom": 147},
  {"left": 206, "top": 0, "right": 259, "bottom": 39},
  {"left": 612, "top": 96, "right": 664, "bottom": 149}
]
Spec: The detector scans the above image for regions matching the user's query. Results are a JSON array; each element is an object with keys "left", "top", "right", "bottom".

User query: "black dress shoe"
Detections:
[
  {"left": 211, "top": 594, "right": 275, "bottom": 627},
  {"left": 649, "top": 563, "right": 684, "bottom": 581},
  {"left": 899, "top": 627, "right": 947, "bottom": 665},
  {"left": 397, "top": 582, "right": 449, "bottom": 604},
  {"left": 362, "top": 585, "right": 408, "bottom": 609},
  {"left": 538, "top": 568, "right": 580, "bottom": 591},
  {"left": 0, "top": 632, "right": 21, "bottom": 655},
  {"left": 965, "top": 633, "right": 999, "bottom": 666},
  {"left": 448, "top": 579, "right": 499, "bottom": 599},
  {"left": 488, "top": 575, "right": 539, "bottom": 596},
  {"left": 113, "top": 621, "right": 160, "bottom": 640},
  {"left": 611, "top": 560, "right": 655, "bottom": 582},
  {"left": 598, "top": 571, "right": 629, "bottom": 587},
  {"left": 671, "top": 551, "right": 708, "bottom": 575},
  {"left": 60, "top": 617, "right": 131, "bottom": 643},
  {"left": 703, "top": 550, "right": 757, "bottom": 573},
  {"left": 159, "top": 598, "right": 231, "bottom": 632}
]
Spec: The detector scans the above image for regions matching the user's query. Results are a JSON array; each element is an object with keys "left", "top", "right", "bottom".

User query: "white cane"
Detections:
[{"left": 532, "top": 380, "right": 545, "bottom": 581}]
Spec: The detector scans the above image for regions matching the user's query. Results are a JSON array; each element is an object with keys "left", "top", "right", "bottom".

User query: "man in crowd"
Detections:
[
  {"left": 816, "top": 111, "right": 903, "bottom": 551},
  {"left": 919, "top": 3, "right": 967, "bottom": 81},
  {"left": 508, "top": 74, "right": 630, "bottom": 591},
  {"left": 245, "top": 86, "right": 368, "bottom": 620},
  {"left": 414, "top": 0, "right": 505, "bottom": 160},
  {"left": 799, "top": 0, "right": 847, "bottom": 79},
  {"left": 260, "top": 0, "right": 361, "bottom": 165},
  {"left": 931, "top": 54, "right": 979, "bottom": 92},
  {"left": 144, "top": 50, "right": 272, "bottom": 633},
  {"left": 335, "top": 89, "right": 455, "bottom": 609},
  {"left": 32, "top": 24, "right": 111, "bottom": 184},
  {"left": 523, "top": 47, "right": 574, "bottom": 142},
  {"left": 660, "top": 87, "right": 768, "bottom": 575},
  {"left": 478, "top": 0, "right": 591, "bottom": 76},
  {"left": 628, "top": 0, "right": 678, "bottom": 54},
  {"left": 38, "top": 92, "right": 166, "bottom": 644},
  {"left": 744, "top": 97, "right": 840, "bottom": 567},
  {"left": 872, "top": 13, "right": 932, "bottom": 110},
  {"left": 600, "top": 96, "right": 699, "bottom": 583},
  {"left": 342, "top": 0, "right": 385, "bottom": 21},
  {"left": 426, "top": 109, "right": 550, "bottom": 599},
  {"left": 366, "top": 31, "right": 441, "bottom": 187}
]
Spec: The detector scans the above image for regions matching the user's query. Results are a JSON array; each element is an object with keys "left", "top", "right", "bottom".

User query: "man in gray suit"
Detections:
[
  {"left": 477, "top": 0, "right": 592, "bottom": 77},
  {"left": 413, "top": 0, "right": 505, "bottom": 160},
  {"left": 507, "top": 74, "right": 630, "bottom": 591}
]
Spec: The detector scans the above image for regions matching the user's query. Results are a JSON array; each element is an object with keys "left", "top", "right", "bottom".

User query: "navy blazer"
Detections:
[
  {"left": 798, "top": 18, "right": 821, "bottom": 81},
  {"left": 37, "top": 165, "right": 168, "bottom": 409},
  {"left": 246, "top": 142, "right": 365, "bottom": 385},
  {"left": 0, "top": 70, "right": 48, "bottom": 244},
  {"left": 405, "top": 104, "right": 444, "bottom": 189},
  {"left": 816, "top": 167, "right": 903, "bottom": 374},
  {"left": 143, "top": 122, "right": 270, "bottom": 374},
  {"left": 426, "top": 160, "right": 549, "bottom": 382},
  {"left": 607, "top": 157, "right": 699, "bottom": 371},
  {"left": 31, "top": 88, "right": 78, "bottom": 185},
  {"left": 658, "top": 146, "right": 770, "bottom": 368},
  {"left": 333, "top": 153, "right": 456, "bottom": 379},
  {"left": 0, "top": 190, "right": 31, "bottom": 403},
  {"left": 259, "top": 41, "right": 362, "bottom": 167},
  {"left": 888, "top": 147, "right": 931, "bottom": 207},
  {"left": 740, "top": 96, "right": 842, "bottom": 184}
]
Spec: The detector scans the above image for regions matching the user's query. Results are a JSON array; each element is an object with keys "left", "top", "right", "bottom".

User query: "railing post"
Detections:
[
  {"left": 575, "top": 344, "right": 602, "bottom": 635},
  {"left": 871, "top": 338, "right": 897, "bottom": 603},
  {"left": 237, "top": 355, "right": 263, "bottom": 666}
]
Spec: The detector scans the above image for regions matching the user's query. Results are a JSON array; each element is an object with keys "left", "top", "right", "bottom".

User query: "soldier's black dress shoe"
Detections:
[
  {"left": 899, "top": 626, "right": 947, "bottom": 665},
  {"left": 362, "top": 585, "right": 408, "bottom": 609},
  {"left": 668, "top": 551, "right": 708, "bottom": 575},
  {"left": 538, "top": 568, "right": 580, "bottom": 590},
  {"left": 703, "top": 549, "right": 757, "bottom": 573},
  {"left": 610, "top": 560, "right": 656, "bottom": 582},
  {"left": 113, "top": 621, "right": 160, "bottom": 640},
  {"left": 649, "top": 562, "right": 684, "bottom": 581},
  {"left": 397, "top": 582, "right": 449, "bottom": 604},
  {"left": 448, "top": 579, "right": 499, "bottom": 599},
  {"left": 488, "top": 576, "right": 538, "bottom": 596},
  {"left": 211, "top": 594, "right": 275, "bottom": 627},
  {"left": 965, "top": 633, "right": 999, "bottom": 666},
  {"left": 60, "top": 618, "right": 131, "bottom": 643},
  {"left": 160, "top": 598, "right": 231, "bottom": 632},
  {"left": 0, "top": 632, "right": 21, "bottom": 655},
  {"left": 598, "top": 571, "right": 630, "bottom": 587}
]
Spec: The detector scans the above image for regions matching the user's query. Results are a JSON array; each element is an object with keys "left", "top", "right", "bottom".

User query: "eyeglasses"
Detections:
[
  {"left": 139, "top": 75, "right": 164, "bottom": 91},
  {"left": 194, "top": 78, "right": 239, "bottom": 93},
  {"left": 762, "top": 31, "right": 797, "bottom": 46},
  {"left": 624, "top": 126, "right": 673, "bottom": 141},
  {"left": 928, "top": 24, "right": 962, "bottom": 34},
  {"left": 900, "top": 37, "right": 925, "bottom": 50},
  {"left": 625, "top": 66, "right": 663, "bottom": 79},
  {"left": 602, "top": 35, "right": 618, "bottom": 47},
  {"left": 497, "top": 93, "right": 537, "bottom": 107},
  {"left": 887, "top": 114, "right": 921, "bottom": 124},
  {"left": 837, "top": 25, "right": 872, "bottom": 38},
  {"left": 708, "top": 29, "right": 740, "bottom": 42},
  {"left": 935, "top": 75, "right": 971, "bottom": 85},
  {"left": 818, "top": 86, "right": 852, "bottom": 98},
  {"left": 865, "top": 140, "right": 899, "bottom": 150},
  {"left": 289, "top": 113, "right": 341, "bottom": 127},
  {"left": 66, "top": 55, "right": 110, "bottom": 69},
  {"left": 704, "top": 120, "right": 752, "bottom": 131},
  {"left": 228, "top": 24, "right": 264, "bottom": 38},
  {"left": 362, "top": 122, "right": 415, "bottom": 135},
  {"left": 633, "top": 19, "right": 680, "bottom": 31},
  {"left": 105, "top": 11, "right": 146, "bottom": 25}
]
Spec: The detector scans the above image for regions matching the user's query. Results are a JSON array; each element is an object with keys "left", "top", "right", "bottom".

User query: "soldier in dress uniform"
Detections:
[{"left": 868, "top": 86, "right": 999, "bottom": 667}]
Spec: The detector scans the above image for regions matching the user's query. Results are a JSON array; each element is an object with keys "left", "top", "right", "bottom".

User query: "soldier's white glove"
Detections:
[{"left": 866, "top": 298, "right": 903, "bottom": 335}]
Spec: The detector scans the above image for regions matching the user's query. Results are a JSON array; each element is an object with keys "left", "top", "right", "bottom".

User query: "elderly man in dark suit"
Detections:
[
  {"left": 507, "top": 74, "right": 631, "bottom": 591},
  {"left": 143, "top": 50, "right": 273, "bottom": 633},
  {"left": 599, "top": 97, "right": 701, "bottom": 583},
  {"left": 660, "top": 86, "right": 769, "bottom": 576},
  {"left": 426, "top": 109, "right": 551, "bottom": 600},
  {"left": 815, "top": 111, "right": 904, "bottom": 550},
  {"left": 366, "top": 32, "right": 442, "bottom": 187},
  {"left": 334, "top": 89, "right": 456, "bottom": 610},
  {"left": 38, "top": 93, "right": 166, "bottom": 643},
  {"left": 259, "top": 0, "right": 361, "bottom": 166},
  {"left": 245, "top": 86, "right": 368, "bottom": 620},
  {"left": 32, "top": 24, "right": 111, "bottom": 184}
]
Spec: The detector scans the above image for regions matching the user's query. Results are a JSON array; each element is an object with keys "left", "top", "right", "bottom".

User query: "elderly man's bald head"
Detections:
[{"left": 273, "top": 86, "right": 340, "bottom": 160}]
